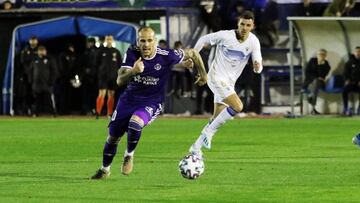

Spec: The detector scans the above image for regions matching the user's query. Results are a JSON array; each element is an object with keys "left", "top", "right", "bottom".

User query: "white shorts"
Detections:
[{"left": 207, "top": 76, "right": 236, "bottom": 104}]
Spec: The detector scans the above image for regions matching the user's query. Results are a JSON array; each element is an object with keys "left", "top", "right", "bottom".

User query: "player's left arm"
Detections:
[
  {"left": 252, "top": 38, "right": 263, "bottom": 74},
  {"left": 183, "top": 48, "right": 207, "bottom": 86}
]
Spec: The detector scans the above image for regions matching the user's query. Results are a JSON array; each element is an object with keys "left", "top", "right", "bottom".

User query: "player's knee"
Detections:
[
  {"left": 106, "top": 135, "right": 121, "bottom": 145},
  {"left": 129, "top": 116, "right": 144, "bottom": 132},
  {"left": 230, "top": 102, "right": 243, "bottom": 114}
]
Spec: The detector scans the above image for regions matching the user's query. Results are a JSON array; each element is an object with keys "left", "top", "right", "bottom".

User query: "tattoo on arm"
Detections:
[
  {"left": 117, "top": 68, "right": 134, "bottom": 87},
  {"left": 184, "top": 49, "right": 207, "bottom": 77}
]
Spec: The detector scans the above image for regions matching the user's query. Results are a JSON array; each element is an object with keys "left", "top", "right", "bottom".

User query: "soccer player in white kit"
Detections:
[{"left": 189, "top": 11, "right": 263, "bottom": 157}]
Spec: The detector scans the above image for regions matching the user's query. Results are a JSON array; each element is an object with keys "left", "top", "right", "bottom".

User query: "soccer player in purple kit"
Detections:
[{"left": 91, "top": 27, "right": 207, "bottom": 179}]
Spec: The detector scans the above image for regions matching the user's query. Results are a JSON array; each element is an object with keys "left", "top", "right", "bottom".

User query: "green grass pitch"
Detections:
[{"left": 0, "top": 117, "right": 360, "bottom": 202}]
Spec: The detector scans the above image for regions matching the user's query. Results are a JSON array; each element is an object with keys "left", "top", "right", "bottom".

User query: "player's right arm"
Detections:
[
  {"left": 117, "top": 57, "right": 144, "bottom": 87},
  {"left": 194, "top": 31, "right": 223, "bottom": 52}
]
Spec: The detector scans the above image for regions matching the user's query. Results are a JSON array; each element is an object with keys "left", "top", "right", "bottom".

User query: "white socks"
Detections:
[
  {"left": 124, "top": 149, "right": 134, "bottom": 157},
  {"left": 101, "top": 166, "right": 110, "bottom": 172},
  {"left": 192, "top": 107, "right": 237, "bottom": 151}
]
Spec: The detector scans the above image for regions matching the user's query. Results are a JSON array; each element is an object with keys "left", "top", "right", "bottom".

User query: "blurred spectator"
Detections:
[
  {"left": 14, "top": 36, "right": 39, "bottom": 115},
  {"left": 303, "top": 0, "right": 329, "bottom": 16},
  {"left": 256, "top": 0, "right": 279, "bottom": 47},
  {"left": 168, "top": 41, "right": 185, "bottom": 98},
  {"left": 227, "top": 0, "right": 246, "bottom": 29},
  {"left": 80, "top": 37, "right": 98, "bottom": 115},
  {"left": 158, "top": 39, "right": 167, "bottom": 49},
  {"left": 302, "top": 49, "right": 331, "bottom": 115},
  {"left": 342, "top": 46, "right": 360, "bottom": 116},
  {"left": 323, "top": 0, "right": 355, "bottom": 17},
  {"left": 57, "top": 43, "right": 79, "bottom": 114},
  {"left": 28, "top": 46, "right": 57, "bottom": 117},
  {"left": 2, "top": 0, "right": 13, "bottom": 10},
  {"left": 95, "top": 35, "right": 122, "bottom": 118},
  {"left": 198, "top": 0, "right": 222, "bottom": 31}
]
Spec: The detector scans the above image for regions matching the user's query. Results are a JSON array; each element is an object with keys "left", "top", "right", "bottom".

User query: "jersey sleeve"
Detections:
[
  {"left": 251, "top": 36, "right": 263, "bottom": 74},
  {"left": 194, "top": 30, "right": 225, "bottom": 52},
  {"left": 168, "top": 48, "right": 185, "bottom": 66},
  {"left": 121, "top": 46, "right": 138, "bottom": 69}
]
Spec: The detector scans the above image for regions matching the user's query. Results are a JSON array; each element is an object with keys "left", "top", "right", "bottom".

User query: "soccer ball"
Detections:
[
  {"left": 178, "top": 154, "right": 204, "bottom": 180},
  {"left": 352, "top": 133, "right": 360, "bottom": 146}
]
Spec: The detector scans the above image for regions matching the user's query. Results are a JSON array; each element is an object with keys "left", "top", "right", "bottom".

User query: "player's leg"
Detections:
[
  {"left": 203, "top": 94, "right": 242, "bottom": 149},
  {"left": 191, "top": 102, "right": 226, "bottom": 153},
  {"left": 91, "top": 119, "right": 127, "bottom": 179},
  {"left": 106, "top": 90, "right": 115, "bottom": 117},
  {"left": 122, "top": 105, "right": 160, "bottom": 175},
  {"left": 96, "top": 89, "right": 106, "bottom": 118},
  {"left": 191, "top": 78, "right": 241, "bottom": 152},
  {"left": 91, "top": 99, "right": 134, "bottom": 179}
]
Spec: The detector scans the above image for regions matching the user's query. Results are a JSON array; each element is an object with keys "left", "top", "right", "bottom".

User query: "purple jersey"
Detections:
[{"left": 120, "top": 45, "right": 184, "bottom": 103}]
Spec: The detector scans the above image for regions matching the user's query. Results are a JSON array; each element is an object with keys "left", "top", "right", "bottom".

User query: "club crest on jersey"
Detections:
[
  {"left": 154, "top": 63, "right": 162, "bottom": 71},
  {"left": 145, "top": 106, "right": 154, "bottom": 116},
  {"left": 246, "top": 47, "right": 249, "bottom": 52}
]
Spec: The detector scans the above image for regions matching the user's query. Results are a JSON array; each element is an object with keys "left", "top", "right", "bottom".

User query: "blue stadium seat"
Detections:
[{"left": 323, "top": 75, "right": 344, "bottom": 93}]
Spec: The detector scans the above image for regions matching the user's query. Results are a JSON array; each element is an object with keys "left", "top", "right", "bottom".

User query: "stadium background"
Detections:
[{"left": 1, "top": 1, "right": 360, "bottom": 202}]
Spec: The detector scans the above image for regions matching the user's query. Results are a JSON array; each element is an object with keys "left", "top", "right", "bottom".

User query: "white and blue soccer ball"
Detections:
[
  {"left": 352, "top": 133, "right": 360, "bottom": 146},
  {"left": 179, "top": 154, "right": 204, "bottom": 180}
]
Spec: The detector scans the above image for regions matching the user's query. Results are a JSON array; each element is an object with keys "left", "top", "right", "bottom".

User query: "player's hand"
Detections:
[
  {"left": 182, "top": 58, "right": 194, "bottom": 69},
  {"left": 132, "top": 57, "right": 144, "bottom": 74},
  {"left": 194, "top": 74, "right": 207, "bottom": 86},
  {"left": 253, "top": 61, "right": 261, "bottom": 73}
]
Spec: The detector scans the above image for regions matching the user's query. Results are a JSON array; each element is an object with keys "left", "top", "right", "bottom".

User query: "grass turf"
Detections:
[{"left": 0, "top": 117, "right": 360, "bottom": 203}]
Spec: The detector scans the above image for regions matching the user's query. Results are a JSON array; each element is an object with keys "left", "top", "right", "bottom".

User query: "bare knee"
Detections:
[
  {"left": 231, "top": 101, "right": 243, "bottom": 113},
  {"left": 98, "top": 89, "right": 106, "bottom": 97}
]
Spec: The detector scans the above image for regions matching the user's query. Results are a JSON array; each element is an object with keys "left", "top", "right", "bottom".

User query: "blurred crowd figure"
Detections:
[
  {"left": 302, "top": 49, "right": 331, "bottom": 115},
  {"left": 14, "top": 36, "right": 38, "bottom": 115},
  {"left": 95, "top": 35, "right": 122, "bottom": 119},
  {"left": 301, "top": 46, "right": 360, "bottom": 116},
  {"left": 28, "top": 46, "right": 57, "bottom": 117},
  {"left": 323, "top": 0, "right": 355, "bottom": 17},
  {"left": 13, "top": 35, "right": 123, "bottom": 117},
  {"left": 343, "top": 46, "right": 360, "bottom": 116}
]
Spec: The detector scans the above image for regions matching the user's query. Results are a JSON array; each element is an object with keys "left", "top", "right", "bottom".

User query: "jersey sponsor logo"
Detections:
[
  {"left": 133, "top": 75, "right": 160, "bottom": 85},
  {"left": 112, "top": 53, "right": 117, "bottom": 61},
  {"left": 145, "top": 106, "right": 154, "bottom": 116},
  {"left": 154, "top": 63, "right": 162, "bottom": 71}
]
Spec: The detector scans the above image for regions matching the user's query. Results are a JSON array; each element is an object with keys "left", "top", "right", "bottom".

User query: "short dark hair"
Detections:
[
  {"left": 240, "top": 10, "right": 255, "bottom": 21},
  {"left": 356, "top": 46, "right": 360, "bottom": 50},
  {"left": 318, "top": 48, "right": 327, "bottom": 54},
  {"left": 159, "top": 39, "right": 167, "bottom": 44},
  {"left": 87, "top": 38, "right": 95, "bottom": 43},
  {"left": 174, "top": 41, "right": 182, "bottom": 49}
]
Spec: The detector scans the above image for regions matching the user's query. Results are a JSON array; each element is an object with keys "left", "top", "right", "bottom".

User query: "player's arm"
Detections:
[
  {"left": 194, "top": 31, "right": 222, "bottom": 52},
  {"left": 184, "top": 48, "right": 207, "bottom": 86},
  {"left": 116, "top": 57, "right": 144, "bottom": 87},
  {"left": 252, "top": 38, "right": 263, "bottom": 74}
]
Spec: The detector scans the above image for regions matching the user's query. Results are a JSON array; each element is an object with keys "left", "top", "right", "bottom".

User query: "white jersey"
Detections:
[{"left": 194, "top": 30, "right": 262, "bottom": 86}]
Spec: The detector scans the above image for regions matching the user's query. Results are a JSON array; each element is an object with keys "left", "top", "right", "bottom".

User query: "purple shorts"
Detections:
[{"left": 108, "top": 98, "right": 162, "bottom": 137}]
